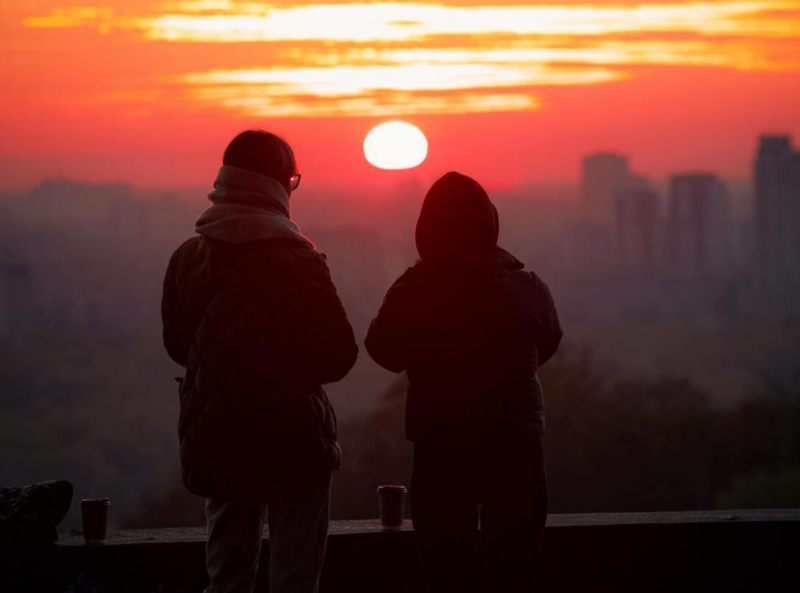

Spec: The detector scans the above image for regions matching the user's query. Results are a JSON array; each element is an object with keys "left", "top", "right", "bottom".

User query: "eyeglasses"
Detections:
[{"left": 289, "top": 173, "right": 301, "bottom": 191}]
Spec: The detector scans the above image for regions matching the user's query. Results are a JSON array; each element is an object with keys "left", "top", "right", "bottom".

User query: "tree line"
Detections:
[{"left": 122, "top": 345, "right": 800, "bottom": 527}]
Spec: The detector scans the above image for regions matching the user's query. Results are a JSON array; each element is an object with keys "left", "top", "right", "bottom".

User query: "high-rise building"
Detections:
[
  {"left": 582, "top": 153, "right": 634, "bottom": 224},
  {"left": 668, "top": 174, "right": 731, "bottom": 278},
  {"left": 616, "top": 188, "right": 659, "bottom": 275},
  {"left": 754, "top": 136, "right": 800, "bottom": 289}
]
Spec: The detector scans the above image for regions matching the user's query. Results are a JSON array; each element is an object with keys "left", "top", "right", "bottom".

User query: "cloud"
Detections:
[
  {"left": 137, "top": 1, "right": 800, "bottom": 42},
  {"left": 21, "top": 1, "right": 800, "bottom": 117}
]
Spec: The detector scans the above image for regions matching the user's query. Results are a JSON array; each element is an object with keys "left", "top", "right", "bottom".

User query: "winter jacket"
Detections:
[
  {"left": 162, "top": 167, "right": 357, "bottom": 502},
  {"left": 365, "top": 172, "right": 562, "bottom": 444}
]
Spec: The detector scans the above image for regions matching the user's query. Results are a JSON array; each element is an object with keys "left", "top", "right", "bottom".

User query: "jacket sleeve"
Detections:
[
  {"left": 161, "top": 250, "right": 192, "bottom": 367},
  {"left": 292, "top": 259, "right": 359, "bottom": 384},
  {"left": 530, "top": 273, "right": 563, "bottom": 366},
  {"left": 365, "top": 272, "right": 418, "bottom": 374}
]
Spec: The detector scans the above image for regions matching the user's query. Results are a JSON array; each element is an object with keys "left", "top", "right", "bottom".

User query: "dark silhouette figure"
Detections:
[
  {"left": 161, "top": 130, "right": 357, "bottom": 593},
  {"left": 365, "top": 172, "right": 563, "bottom": 593}
]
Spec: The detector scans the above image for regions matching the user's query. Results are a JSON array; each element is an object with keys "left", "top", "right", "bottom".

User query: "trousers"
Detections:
[
  {"left": 203, "top": 473, "right": 332, "bottom": 593},
  {"left": 411, "top": 435, "right": 548, "bottom": 593}
]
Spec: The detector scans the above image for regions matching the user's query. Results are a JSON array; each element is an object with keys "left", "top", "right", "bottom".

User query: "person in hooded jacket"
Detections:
[
  {"left": 365, "top": 171, "right": 563, "bottom": 593},
  {"left": 161, "top": 130, "right": 358, "bottom": 593}
]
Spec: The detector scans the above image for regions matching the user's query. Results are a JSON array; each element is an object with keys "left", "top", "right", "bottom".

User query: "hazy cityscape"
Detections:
[{"left": 1, "top": 135, "right": 799, "bottom": 527}]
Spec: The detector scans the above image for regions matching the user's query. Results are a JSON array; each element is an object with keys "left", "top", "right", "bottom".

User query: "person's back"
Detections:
[
  {"left": 366, "top": 171, "right": 562, "bottom": 593},
  {"left": 162, "top": 130, "right": 357, "bottom": 593},
  {"left": 369, "top": 250, "right": 558, "bottom": 443}
]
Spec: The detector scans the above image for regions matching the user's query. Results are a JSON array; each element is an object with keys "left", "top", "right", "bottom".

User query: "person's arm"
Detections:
[
  {"left": 292, "top": 258, "right": 359, "bottom": 384},
  {"left": 365, "top": 271, "right": 419, "bottom": 373},
  {"left": 530, "top": 273, "right": 563, "bottom": 366},
  {"left": 161, "top": 250, "right": 192, "bottom": 367}
]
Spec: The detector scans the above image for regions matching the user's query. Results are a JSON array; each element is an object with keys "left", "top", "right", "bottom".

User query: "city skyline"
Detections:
[
  {"left": 4, "top": 134, "right": 797, "bottom": 285},
  {"left": 0, "top": 136, "right": 789, "bottom": 198}
]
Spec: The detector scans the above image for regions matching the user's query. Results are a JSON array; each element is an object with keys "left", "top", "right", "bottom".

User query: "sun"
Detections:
[{"left": 364, "top": 122, "right": 428, "bottom": 170}]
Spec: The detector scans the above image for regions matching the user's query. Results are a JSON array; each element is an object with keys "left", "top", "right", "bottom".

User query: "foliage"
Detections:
[
  {"left": 322, "top": 345, "right": 800, "bottom": 518},
  {"left": 10, "top": 342, "right": 800, "bottom": 527},
  {"left": 717, "top": 470, "right": 800, "bottom": 509}
]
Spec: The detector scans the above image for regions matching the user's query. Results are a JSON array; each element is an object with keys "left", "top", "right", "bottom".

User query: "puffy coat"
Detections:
[
  {"left": 365, "top": 172, "right": 562, "bottom": 444},
  {"left": 162, "top": 235, "right": 358, "bottom": 502}
]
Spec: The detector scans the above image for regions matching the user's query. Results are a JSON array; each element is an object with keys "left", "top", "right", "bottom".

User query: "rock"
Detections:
[{"left": 0, "top": 480, "right": 74, "bottom": 545}]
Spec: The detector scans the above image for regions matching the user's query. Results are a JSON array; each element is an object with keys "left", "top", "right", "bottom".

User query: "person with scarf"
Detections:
[
  {"left": 161, "top": 130, "right": 358, "bottom": 593},
  {"left": 366, "top": 172, "right": 563, "bottom": 593}
]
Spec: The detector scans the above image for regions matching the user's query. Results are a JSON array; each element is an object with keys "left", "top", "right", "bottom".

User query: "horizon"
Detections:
[{"left": 0, "top": 145, "right": 772, "bottom": 198}]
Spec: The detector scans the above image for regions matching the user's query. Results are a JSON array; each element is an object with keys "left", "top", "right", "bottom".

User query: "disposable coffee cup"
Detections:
[
  {"left": 377, "top": 485, "right": 407, "bottom": 531},
  {"left": 81, "top": 498, "right": 110, "bottom": 543}
]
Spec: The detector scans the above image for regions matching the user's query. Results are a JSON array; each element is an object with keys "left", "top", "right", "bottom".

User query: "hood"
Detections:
[
  {"left": 415, "top": 171, "right": 499, "bottom": 259},
  {"left": 195, "top": 165, "right": 314, "bottom": 248}
]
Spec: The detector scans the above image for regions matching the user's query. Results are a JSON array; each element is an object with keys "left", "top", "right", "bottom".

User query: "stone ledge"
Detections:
[
  {"left": 52, "top": 508, "right": 800, "bottom": 547},
  {"left": 3, "top": 510, "right": 799, "bottom": 593}
]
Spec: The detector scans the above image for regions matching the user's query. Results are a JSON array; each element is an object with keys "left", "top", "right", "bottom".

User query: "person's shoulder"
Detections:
[
  {"left": 169, "top": 236, "right": 205, "bottom": 270},
  {"left": 173, "top": 235, "right": 203, "bottom": 255},
  {"left": 385, "top": 261, "right": 430, "bottom": 296},
  {"left": 522, "top": 269, "right": 548, "bottom": 289},
  {"left": 237, "top": 237, "right": 321, "bottom": 263},
  {"left": 280, "top": 239, "right": 329, "bottom": 271},
  {"left": 499, "top": 265, "right": 553, "bottom": 300},
  {"left": 247, "top": 238, "right": 332, "bottom": 283},
  {"left": 394, "top": 263, "right": 420, "bottom": 286}
]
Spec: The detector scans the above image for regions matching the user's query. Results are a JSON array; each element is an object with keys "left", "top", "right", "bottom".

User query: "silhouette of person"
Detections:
[
  {"left": 366, "top": 171, "right": 563, "bottom": 593},
  {"left": 161, "top": 130, "right": 358, "bottom": 593}
]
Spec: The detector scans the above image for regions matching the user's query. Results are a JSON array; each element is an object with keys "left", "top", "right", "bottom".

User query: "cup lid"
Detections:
[{"left": 376, "top": 484, "right": 407, "bottom": 493}]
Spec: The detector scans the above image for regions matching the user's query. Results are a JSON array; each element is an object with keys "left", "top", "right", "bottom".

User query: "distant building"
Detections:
[
  {"left": 668, "top": 174, "right": 731, "bottom": 278},
  {"left": 28, "top": 180, "right": 137, "bottom": 234},
  {"left": 0, "top": 262, "right": 32, "bottom": 342},
  {"left": 582, "top": 153, "right": 646, "bottom": 224},
  {"left": 573, "top": 152, "right": 651, "bottom": 274},
  {"left": 616, "top": 188, "right": 659, "bottom": 275},
  {"left": 565, "top": 222, "right": 616, "bottom": 276},
  {"left": 754, "top": 136, "right": 800, "bottom": 289}
]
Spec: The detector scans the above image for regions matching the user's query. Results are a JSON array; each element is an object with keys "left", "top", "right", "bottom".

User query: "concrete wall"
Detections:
[{"left": 2, "top": 510, "right": 798, "bottom": 593}]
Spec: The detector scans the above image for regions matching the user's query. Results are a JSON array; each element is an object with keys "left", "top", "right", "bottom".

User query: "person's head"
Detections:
[
  {"left": 222, "top": 130, "right": 300, "bottom": 196},
  {"left": 415, "top": 171, "right": 499, "bottom": 259}
]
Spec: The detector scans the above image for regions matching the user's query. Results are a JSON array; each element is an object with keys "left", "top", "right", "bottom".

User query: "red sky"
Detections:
[{"left": 1, "top": 1, "right": 799, "bottom": 192}]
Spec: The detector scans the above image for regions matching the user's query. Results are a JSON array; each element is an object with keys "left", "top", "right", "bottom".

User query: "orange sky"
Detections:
[{"left": 1, "top": 0, "right": 799, "bottom": 192}]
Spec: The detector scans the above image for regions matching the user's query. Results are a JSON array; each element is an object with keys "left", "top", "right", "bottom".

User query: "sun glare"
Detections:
[{"left": 364, "top": 122, "right": 428, "bottom": 170}]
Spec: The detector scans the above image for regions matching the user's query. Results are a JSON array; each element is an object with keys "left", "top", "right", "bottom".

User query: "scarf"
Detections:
[{"left": 195, "top": 165, "right": 314, "bottom": 248}]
